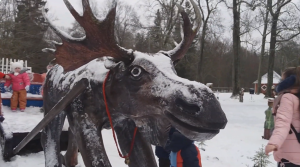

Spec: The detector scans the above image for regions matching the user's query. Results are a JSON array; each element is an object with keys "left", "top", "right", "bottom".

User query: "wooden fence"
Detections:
[{"left": 212, "top": 87, "right": 251, "bottom": 93}]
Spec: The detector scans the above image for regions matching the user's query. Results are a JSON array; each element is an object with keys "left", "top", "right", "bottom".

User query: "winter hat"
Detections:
[
  {"left": 11, "top": 61, "right": 24, "bottom": 70},
  {"left": 271, "top": 85, "right": 275, "bottom": 90},
  {"left": 275, "top": 75, "right": 296, "bottom": 93},
  {"left": 268, "top": 98, "right": 274, "bottom": 103}
]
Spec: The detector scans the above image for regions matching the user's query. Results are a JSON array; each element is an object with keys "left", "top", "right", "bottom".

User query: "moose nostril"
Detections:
[{"left": 175, "top": 98, "right": 201, "bottom": 115}]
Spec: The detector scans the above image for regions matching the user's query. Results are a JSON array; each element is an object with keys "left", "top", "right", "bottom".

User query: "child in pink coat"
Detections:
[
  {"left": 265, "top": 67, "right": 300, "bottom": 167},
  {"left": 4, "top": 61, "right": 30, "bottom": 112}
]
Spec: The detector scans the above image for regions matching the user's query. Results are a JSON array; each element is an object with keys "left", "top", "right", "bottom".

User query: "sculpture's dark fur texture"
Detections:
[{"left": 42, "top": 55, "right": 227, "bottom": 167}]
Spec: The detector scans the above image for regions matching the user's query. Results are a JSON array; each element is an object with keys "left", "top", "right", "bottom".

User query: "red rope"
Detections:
[{"left": 102, "top": 71, "right": 138, "bottom": 159}]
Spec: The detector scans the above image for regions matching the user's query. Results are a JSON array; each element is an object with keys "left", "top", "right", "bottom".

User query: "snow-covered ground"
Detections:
[{"left": 0, "top": 93, "right": 276, "bottom": 167}]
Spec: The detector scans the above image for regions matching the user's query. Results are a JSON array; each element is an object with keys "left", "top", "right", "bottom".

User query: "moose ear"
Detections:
[{"left": 104, "top": 57, "right": 121, "bottom": 70}]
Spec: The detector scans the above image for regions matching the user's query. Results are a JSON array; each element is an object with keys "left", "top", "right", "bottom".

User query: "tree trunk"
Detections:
[
  {"left": 266, "top": 13, "right": 279, "bottom": 97},
  {"left": 197, "top": 19, "right": 208, "bottom": 82},
  {"left": 231, "top": 0, "right": 241, "bottom": 98},
  {"left": 256, "top": 10, "right": 269, "bottom": 95}
]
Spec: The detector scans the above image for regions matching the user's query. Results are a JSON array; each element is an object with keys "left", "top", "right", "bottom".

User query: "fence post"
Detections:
[
  {"left": 1, "top": 58, "right": 4, "bottom": 73},
  {"left": 6, "top": 58, "right": 8, "bottom": 73}
]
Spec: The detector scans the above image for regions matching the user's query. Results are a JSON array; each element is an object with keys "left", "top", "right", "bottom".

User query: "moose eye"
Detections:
[{"left": 131, "top": 67, "right": 142, "bottom": 77}]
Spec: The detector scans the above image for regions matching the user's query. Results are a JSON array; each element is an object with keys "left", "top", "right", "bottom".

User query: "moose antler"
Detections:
[
  {"left": 165, "top": 0, "right": 202, "bottom": 64},
  {"left": 43, "top": 0, "right": 133, "bottom": 72}
]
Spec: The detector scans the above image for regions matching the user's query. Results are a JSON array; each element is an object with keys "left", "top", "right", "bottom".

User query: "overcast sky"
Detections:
[{"left": 46, "top": 0, "right": 144, "bottom": 27}]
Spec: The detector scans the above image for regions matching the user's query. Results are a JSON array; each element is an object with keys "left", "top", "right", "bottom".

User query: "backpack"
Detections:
[{"left": 273, "top": 92, "right": 300, "bottom": 143}]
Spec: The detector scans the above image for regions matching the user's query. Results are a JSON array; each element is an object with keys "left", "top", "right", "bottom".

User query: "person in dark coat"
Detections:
[
  {"left": 165, "top": 127, "right": 202, "bottom": 167},
  {"left": 0, "top": 72, "right": 10, "bottom": 122},
  {"left": 155, "top": 146, "right": 171, "bottom": 167}
]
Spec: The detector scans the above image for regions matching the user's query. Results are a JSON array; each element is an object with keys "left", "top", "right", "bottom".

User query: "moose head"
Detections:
[
  {"left": 44, "top": 0, "right": 226, "bottom": 142},
  {"left": 42, "top": 0, "right": 227, "bottom": 166}
]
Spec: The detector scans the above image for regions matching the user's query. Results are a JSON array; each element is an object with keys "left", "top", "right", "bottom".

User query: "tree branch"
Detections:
[{"left": 276, "top": 32, "right": 300, "bottom": 42}]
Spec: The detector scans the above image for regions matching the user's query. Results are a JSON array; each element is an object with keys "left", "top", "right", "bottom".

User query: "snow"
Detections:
[
  {"left": 42, "top": 48, "right": 56, "bottom": 53},
  {"left": 0, "top": 106, "right": 69, "bottom": 133},
  {"left": 0, "top": 93, "right": 277, "bottom": 167},
  {"left": 45, "top": 138, "right": 58, "bottom": 166},
  {"left": 1, "top": 122, "right": 13, "bottom": 139},
  {"left": 134, "top": 52, "right": 209, "bottom": 90},
  {"left": 206, "top": 83, "right": 213, "bottom": 87},
  {"left": 133, "top": 52, "right": 212, "bottom": 103},
  {"left": 49, "top": 58, "right": 109, "bottom": 90},
  {"left": 253, "top": 71, "right": 281, "bottom": 84}
]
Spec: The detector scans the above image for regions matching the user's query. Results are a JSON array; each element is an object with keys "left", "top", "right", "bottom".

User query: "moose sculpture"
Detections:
[{"left": 38, "top": 0, "right": 227, "bottom": 166}]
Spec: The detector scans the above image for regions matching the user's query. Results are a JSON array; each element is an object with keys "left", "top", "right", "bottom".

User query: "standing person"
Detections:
[
  {"left": 262, "top": 98, "right": 274, "bottom": 140},
  {"left": 155, "top": 146, "right": 170, "bottom": 167},
  {"left": 165, "top": 127, "right": 202, "bottom": 167},
  {"left": 265, "top": 67, "right": 300, "bottom": 167},
  {"left": 0, "top": 72, "right": 10, "bottom": 122},
  {"left": 4, "top": 61, "right": 30, "bottom": 112},
  {"left": 239, "top": 88, "right": 244, "bottom": 102}
]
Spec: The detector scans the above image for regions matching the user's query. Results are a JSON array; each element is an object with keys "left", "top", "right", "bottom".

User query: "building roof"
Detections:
[{"left": 253, "top": 71, "right": 281, "bottom": 84}]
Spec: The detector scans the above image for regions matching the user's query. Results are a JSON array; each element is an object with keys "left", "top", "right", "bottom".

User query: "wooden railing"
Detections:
[{"left": 212, "top": 87, "right": 251, "bottom": 93}]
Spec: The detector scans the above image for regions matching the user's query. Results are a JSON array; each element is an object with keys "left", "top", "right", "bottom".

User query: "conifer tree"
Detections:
[{"left": 251, "top": 145, "right": 272, "bottom": 167}]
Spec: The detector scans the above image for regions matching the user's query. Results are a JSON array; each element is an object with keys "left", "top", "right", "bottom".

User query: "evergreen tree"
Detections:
[
  {"left": 250, "top": 145, "right": 272, "bottom": 167},
  {"left": 197, "top": 141, "right": 207, "bottom": 151},
  {"left": 135, "top": 33, "right": 149, "bottom": 52},
  {"left": 3, "top": 0, "right": 51, "bottom": 73}
]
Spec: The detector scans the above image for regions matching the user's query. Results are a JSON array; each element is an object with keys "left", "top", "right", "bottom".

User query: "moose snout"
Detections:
[
  {"left": 173, "top": 95, "right": 227, "bottom": 130},
  {"left": 175, "top": 98, "right": 202, "bottom": 116},
  {"left": 200, "top": 97, "right": 227, "bottom": 129}
]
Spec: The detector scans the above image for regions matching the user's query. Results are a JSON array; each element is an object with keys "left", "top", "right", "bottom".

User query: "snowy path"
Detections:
[{"left": 0, "top": 93, "right": 276, "bottom": 167}]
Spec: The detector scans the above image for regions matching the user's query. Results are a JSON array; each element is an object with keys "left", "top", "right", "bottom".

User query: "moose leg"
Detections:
[
  {"left": 41, "top": 112, "right": 66, "bottom": 167},
  {"left": 67, "top": 111, "right": 111, "bottom": 167},
  {"left": 115, "top": 119, "right": 158, "bottom": 167},
  {"left": 62, "top": 127, "right": 78, "bottom": 167}
]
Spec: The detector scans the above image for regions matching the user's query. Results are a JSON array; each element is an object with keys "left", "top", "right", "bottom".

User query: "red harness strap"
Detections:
[{"left": 102, "top": 71, "right": 138, "bottom": 163}]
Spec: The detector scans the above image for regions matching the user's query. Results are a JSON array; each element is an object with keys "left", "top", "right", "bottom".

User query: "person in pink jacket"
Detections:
[
  {"left": 4, "top": 61, "right": 30, "bottom": 112},
  {"left": 265, "top": 67, "right": 300, "bottom": 167}
]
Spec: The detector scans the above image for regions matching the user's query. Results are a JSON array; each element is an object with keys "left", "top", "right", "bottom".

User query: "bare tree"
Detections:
[
  {"left": 114, "top": 2, "right": 141, "bottom": 48},
  {"left": 145, "top": 0, "right": 185, "bottom": 50},
  {"left": 231, "top": 0, "right": 242, "bottom": 98},
  {"left": 222, "top": 0, "right": 258, "bottom": 98},
  {"left": 265, "top": 0, "right": 300, "bottom": 97},
  {"left": 196, "top": 0, "right": 222, "bottom": 82},
  {"left": 254, "top": 1, "right": 270, "bottom": 94}
]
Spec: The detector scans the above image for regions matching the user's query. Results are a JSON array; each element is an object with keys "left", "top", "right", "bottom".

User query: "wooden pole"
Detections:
[
  {"left": 1, "top": 58, "right": 4, "bottom": 73},
  {"left": 6, "top": 58, "right": 8, "bottom": 73},
  {"left": 13, "top": 78, "right": 89, "bottom": 155}
]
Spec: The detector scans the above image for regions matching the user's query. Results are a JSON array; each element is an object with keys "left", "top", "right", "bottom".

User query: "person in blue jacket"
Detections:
[
  {"left": 165, "top": 127, "right": 202, "bottom": 167},
  {"left": 155, "top": 146, "right": 171, "bottom": 167}
]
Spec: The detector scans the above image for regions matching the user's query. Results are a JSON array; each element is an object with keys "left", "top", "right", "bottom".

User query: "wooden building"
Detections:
[{"left": 253, "top": 71, "right": 281, "bottom": 94}]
